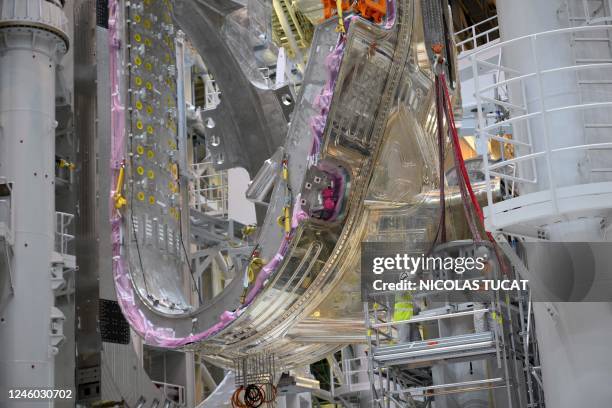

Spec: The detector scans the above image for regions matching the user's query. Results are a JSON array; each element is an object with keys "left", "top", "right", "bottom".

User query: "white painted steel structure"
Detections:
[
  {"left": 455, "top": 15, "right": 500, "bottom": 55},
  {"left": 477, "top": 1, "right": 612, "bottom": 406},
  {"left": 471, "top": 25, "right": 612, "bottom": 234},
  {"left": 0, "top": 0, "right": 70, "bottom": 404}
]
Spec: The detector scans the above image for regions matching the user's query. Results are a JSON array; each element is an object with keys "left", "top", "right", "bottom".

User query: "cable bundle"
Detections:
[
  {"left": 231, "top": 384, "right": 277, "bottom": 408},
  {"left": 433, "top": 56, "right": 509, "bottom": 274}
]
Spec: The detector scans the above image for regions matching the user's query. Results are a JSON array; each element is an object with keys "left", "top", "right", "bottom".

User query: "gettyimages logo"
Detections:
[
  {"left": 361, "top": 241, "right": 612, "bottom": 302},
  {"left": 371, "top": 253, "right": 486, "bottom": 276}
]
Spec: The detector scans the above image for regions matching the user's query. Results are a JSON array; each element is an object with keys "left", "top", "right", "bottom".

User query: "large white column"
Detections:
[
  {"left": 0, "top": 0, "right": 69, "bottom": 405},
  {"left": 497, "top": 0, "right": 585, "bottom": 194},
  {"left": 496, "top": 1, "right": 612, "bottom": 406}
]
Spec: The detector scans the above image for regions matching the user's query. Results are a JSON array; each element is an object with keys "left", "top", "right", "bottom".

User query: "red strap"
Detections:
[{"left": 439, "top": 73, "right": 496, "bottom": 243}]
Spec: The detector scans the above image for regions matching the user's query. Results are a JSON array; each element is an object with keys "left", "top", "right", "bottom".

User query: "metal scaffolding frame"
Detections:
[{"left": 363, "top": 241, "right": 543, "bottom": 408}]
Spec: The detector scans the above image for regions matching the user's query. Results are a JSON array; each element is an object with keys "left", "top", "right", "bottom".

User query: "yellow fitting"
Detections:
[
  {"left": 284, "top": 206, "right": 291, "bottom": 233},
  {"left": 247, "top": 257, "right": 264, "bottom": 283},
  {"left": 240, "top": 288, "right": 248, "bottom": 304},
  {"left": 170, "top": 163, "right": 178, "bottom": 180},
  {"left": 58, "top": 159, "right": 76, "bottom": 171},
  {"left": 336, "top": 0, "right": 346, "bottom": 33},
  {"left": 113, "top": 164, "right": 127, "bottom": 209},
  {"left": 242, "top": 224, "right": 257, "bottom": 237}
]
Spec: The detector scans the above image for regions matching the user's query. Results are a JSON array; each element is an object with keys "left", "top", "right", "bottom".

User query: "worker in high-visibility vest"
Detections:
[{"left": 394, "top": 292, "right": 421, "bottom": 342}]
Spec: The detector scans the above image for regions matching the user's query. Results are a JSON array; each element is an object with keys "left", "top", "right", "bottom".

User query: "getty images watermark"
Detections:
[
  {"left": 362, "top": 241, "right": 612, "bottom": 302},
  {"left": 370, "top": 252, "right": 527, "bottom": 292},
  {"left": 360, "top": 242, "right": 529, "bottom": 301}
]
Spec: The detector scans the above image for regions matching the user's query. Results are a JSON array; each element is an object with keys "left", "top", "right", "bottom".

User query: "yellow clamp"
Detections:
[
  {"left": 282, "top": 160, "right": 289, "bottom": 181},
  {"left": 284, "top": 206, "right": 291, "bottom": 233},
  {"left": 276, "top": 206, "right": 291, "bottom": 233},
  {"left": 276, "top": 206, "right": 292, "bottom": 233},
  {"left": 335, "top": 0, "right": 346, "bottom": 33},
  {"left": 247, "top": 257, "right": 264, "bottom": 283},
  {"left": 242, "top": 224, "right": 257, "bottom": 237},
  {"left": 240, "top": 288, "right": 248, "bottom": 305},
  {"left": 113, "top": 163, "right": 127, "bottom": 209},
  {"left": 58, "top": 159, "right": 76, "bottom": 171}
]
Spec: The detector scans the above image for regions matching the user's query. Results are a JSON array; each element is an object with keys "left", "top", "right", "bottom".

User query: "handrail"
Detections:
[
  {"left": 189, "top": 161, "right": 228, "bottom": 217},
  {"left": 55, "top": 211, "right": 74, "bottom": 255},
  {"left": 455, "top": 15, "right": 499, "bottom": 54},
  {"left": 471, "top": 25, "right": 612, "bottom": 231},
  {"left": 469, "top": 24, "right": 612, "bottom": 59},
  {"left": 371, "top": 308, "right": 489, "bottom": 329},
  {"left": 455, "top": 15, "right": 498, "bottom": 37}
]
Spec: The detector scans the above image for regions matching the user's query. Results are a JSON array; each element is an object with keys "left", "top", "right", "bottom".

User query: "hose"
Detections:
[{"left": 231, "top": 383, "right": 276, "bottom": 408}]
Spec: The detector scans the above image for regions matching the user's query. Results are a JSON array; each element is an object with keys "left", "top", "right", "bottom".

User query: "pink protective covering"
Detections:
[
  {"left": 385, "top": 0, "right": 396, "bottom": 27},
  {"left": 291, "top": 194, "right": 309, "bottom": 228},
  {"left": 109, "top": 1, "right": 350, "bottom": 347},
  {"left": 309, "top": 36, "right": 346, "bottom": 162}
]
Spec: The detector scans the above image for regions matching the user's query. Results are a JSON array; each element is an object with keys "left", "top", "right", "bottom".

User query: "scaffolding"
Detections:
[
  {"left": 364, "top": 240, "right": 543, "bottom": 408},
  {"left": 190, "top": 161, "right": 229, "bottom": 218}
]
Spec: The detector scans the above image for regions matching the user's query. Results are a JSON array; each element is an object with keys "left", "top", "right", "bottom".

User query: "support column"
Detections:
[
  {"left": 0, "top": 1, "right": 69, "bottom": 405},
  {"left": 496, "top": 1, "right": 612, "bottom": 406}
]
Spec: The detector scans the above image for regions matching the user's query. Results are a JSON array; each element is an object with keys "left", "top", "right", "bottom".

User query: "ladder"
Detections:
[{"left": 565, "top": 0, "right": 612, "bottom": 178}]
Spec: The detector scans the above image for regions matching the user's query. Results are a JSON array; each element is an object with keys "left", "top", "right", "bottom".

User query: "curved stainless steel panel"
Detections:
[{"left": 114, "top": 0, "right": 496, "bottom": 370}]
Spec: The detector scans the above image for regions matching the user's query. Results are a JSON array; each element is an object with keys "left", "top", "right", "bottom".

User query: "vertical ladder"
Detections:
[{"left": 565, "top": 0, "right": 612, "bottom": 178}]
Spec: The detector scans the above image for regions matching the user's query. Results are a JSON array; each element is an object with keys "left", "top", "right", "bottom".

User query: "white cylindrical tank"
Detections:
[
  {"left": 496, "top": 0, "right": 612, "bottom": 406},
  {"left": 0, "top": 0, "right": 69, "bottom": 404},
  {"left": 497, "top": 0, "right": 586, "bottom": 194}
]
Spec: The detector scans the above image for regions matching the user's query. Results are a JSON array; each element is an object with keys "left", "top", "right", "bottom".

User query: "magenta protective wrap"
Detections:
[
  {"left": 109, "top": 1, "right": 349, "bottom": 347},
  {"left": 291, "top": 194, "right": 309, "bottom": 229},
  {"left": 385, "top": 0, "right": 396, "bottom": 27},
  {"left": 309, "top": 36, "right": 346, "bottom": 160}
]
